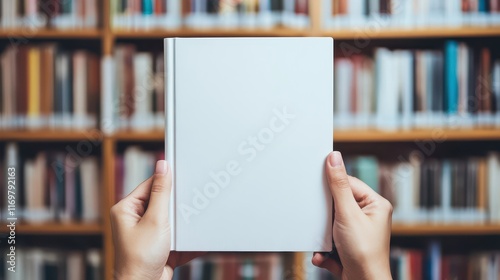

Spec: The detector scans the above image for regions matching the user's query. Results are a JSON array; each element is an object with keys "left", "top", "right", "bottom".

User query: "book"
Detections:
[
  {"left": 346, "top": 153, "right": 500, "bottom": 224},
  {"left": 323, "top": 0, "right": 500, "bottom": 29},
  {"left": 390, "top": 244, "right": 500, "bottom": 280},
  {"left": 0, "top": 144, "right": 101, "bottom": 223},
  {"left": 0, "top": 44, "right": 99, "bottom": 129},
  {"left": 333, "top": 41, "right": 499, "bottom": 130},
  {"left": 164, "top": 37, "right": 333, "bottom": 251},
  {"left": 111, "top": 0, "right": 309, "bottom": 29},
  {"left": 1, "top": 248, "right": 102, "bottom": 280},
  {"left": 0, "top": 0, "right": 98, "bottom": 29},
  {"left": 172, "top": 253, "right": 284, "bottom": 280}
]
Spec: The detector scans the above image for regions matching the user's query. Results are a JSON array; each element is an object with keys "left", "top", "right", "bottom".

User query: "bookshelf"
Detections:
[
  {"left": 0, "top": 29, "right": 102, "bottom": 39},
  {"left": 0, "top": 223, "right": 102, "bottom": 235},
  {"left": 1, "top": 1, "right": 499, "bottom": 279},
  {"left": 111, "top": 27, "right": 309, "bottom": 38},
  {"left": 322, "top": 27, "right": 500, "bottom": 39}
]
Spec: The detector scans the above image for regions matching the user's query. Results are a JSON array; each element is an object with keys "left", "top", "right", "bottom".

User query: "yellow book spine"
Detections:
[{"left": 28, "top": 47, "right": 40, "bottom": 118}]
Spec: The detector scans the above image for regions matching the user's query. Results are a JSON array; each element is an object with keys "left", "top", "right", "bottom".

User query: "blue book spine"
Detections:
[
  {"left": 478, "top": 0, "right": 486, "bottom": 12},
  {"left": 143, "top": 0, "right": 153, "bottom": 15},
  {"left": 445, "top": 41, "right": 459, "bottom": 114}
]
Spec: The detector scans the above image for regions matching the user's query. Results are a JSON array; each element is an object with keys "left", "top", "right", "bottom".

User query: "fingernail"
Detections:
[
  {"left": 155, "top": 160, "right": 168, "bottom": 175},
  {"left": 330, "top": 151, "right": 343, "bottom": 167}
]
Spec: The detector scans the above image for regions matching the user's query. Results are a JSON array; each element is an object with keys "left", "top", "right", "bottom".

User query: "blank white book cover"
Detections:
[{"left": 164, "top": 37, "right": 333, "bottom": 251}]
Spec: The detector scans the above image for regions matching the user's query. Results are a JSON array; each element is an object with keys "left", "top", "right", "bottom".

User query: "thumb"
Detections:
[
  {"left": 144, "top": 160, "right": 172, "bottom": 225},
  {"left": 326, "top": 151, "right": 358, "bottom": 215}
]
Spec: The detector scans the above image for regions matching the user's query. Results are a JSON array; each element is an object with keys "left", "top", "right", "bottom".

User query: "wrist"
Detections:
[
  {"left": 114, "top": 265, "right": 159, "bottom": 280},
  {"left": 362, "top": 259, "right": 392, "bottom": 280}
]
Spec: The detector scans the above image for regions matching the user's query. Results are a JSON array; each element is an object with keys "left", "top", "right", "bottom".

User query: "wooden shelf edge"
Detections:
[
  {"left": 334, "top": 129, "right": 500, "bottom": 142},
  {"left": 111, "top": 130, "right": 164, "bottom": 141},
  {"left": 392, "top": 224, "right": 500, "bottom": 235},
  {"left": 2, "top": 129, "right": 500, "bottom": 142},
  {"left": 0, "top": 26, "right": 497, "bottom": 40},
  {"left": 112, "top": 27, "right": 309, "bottom": 38},
  {"left": 324, "top": 27, "right": 500, "bottom": 39},
  {"left": 0, "top": 130, "right": 105, "bottom": 141},
  {"left": 0, "top": 223, "right": 102, "bottom": 235},
  {"left": 0, "top": 29, "right": 102, "bottom": 39}
]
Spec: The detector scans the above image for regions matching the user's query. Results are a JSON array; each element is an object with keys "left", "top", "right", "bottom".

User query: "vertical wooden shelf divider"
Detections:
[{"left": 102, "top": 1, "right": 115, "bottom": 279}]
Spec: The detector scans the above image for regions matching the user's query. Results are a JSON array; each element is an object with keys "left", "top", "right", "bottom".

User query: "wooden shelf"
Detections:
[
  {"left": 0, "top": 130, "right": 104, "bottom": 141},
  {"left": 392, "top": 224, "right": 500, "bottom": 235},
  {"left": 0, "top": 29, "right": 102, "bottom": 39},
  {"left": 112, "top": 27, "right": 309, "bottom": 38},
  {"left": 0, "top": 222, "right": 102, "bottom": 235},
  {"left": 324, "top": 27, "right": 500, "bottom": 39},
  {"left": 2, "top": 129, "right": 500, "bottom": 142},
  {"left": 111, "top": 130, "right": 164, "bottom": 141},
  {"left": 106, "top": 129, "right": 500, "bottom": 142},
  {"left": 334, "top": 129, "right": 500, "bottom": 142}
]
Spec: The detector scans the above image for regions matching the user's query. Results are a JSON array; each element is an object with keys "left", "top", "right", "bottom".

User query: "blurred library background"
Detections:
[{"left": 0, "top": 0, "right": 500, "bottom": 279}]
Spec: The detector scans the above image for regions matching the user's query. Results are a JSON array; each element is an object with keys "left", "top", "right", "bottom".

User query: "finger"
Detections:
[
  {"left": 110, "top": 176, "right": 155, "bottom": 226},
  {"left": 312, "top": 252, "right": 343, "bottom": 276},
  {"left": 348, "top": 176, "right": 377, "bottom": 200},
  {"left": 166, "top": 252, "right": 206, "bottom": 268},
  {"left": 347, "top": 176, "right": 379, "bottom": 206},
  {"left": 326, "top": 151, "right": 359, "bottom": 215},
  {"left": 124, "top": 176, "right": 154, "bottom": 202},
  {"left": 144, "top": 160, "right": 173, "bottom": 224}
]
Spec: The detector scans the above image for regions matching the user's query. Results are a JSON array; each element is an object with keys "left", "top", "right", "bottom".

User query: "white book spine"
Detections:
[
  {"left": 376, "top": 48, "right": 398, "bottom": 130},
  {"left": 81, "top": 157, "right": 100, "bottom": 222},
  {"left": 165, "top": 38, "right": 176, "bottom": 250},
  {"left": 132, "top": 53, "right": 155, "bottom": 130},
  {"left": 73, "top": 52, "right": 87, "bottom": 129},
  {"left": 334, "top": 59, "right": 353, "bottom": 129},
  {"left": 166, "top": 0, "right": 181, "bottom": 27},
  {"left": 66, "top": 252, "right": 84, "bottom": 280},
  {"left": 401, "top": 51, "right": 414, "bottom": 130},
  {"left": 101, "top": 56, "right": 115, "bottom": 134},
  {"left": 441, "top": 160, "right": 452, "bottom": 222}
]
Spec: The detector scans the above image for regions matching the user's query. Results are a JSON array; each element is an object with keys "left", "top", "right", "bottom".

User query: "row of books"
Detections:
[
  {"left": 1, "top": 248, "right": 102, "bottom": 280},
  {"left": 102, "top": 47, "right": 165, "bottom": 133},
  {"left": 0, "top": 45, "right": 100, "bottom": 130},
  {"left": 111, "top": 0, "right": 310, "bottom": 29},
  {"left": 115, "top": 146, "right": 164, "bottom": 200},
  {"left": 334, "top": 41, "right": 500, "bottom": 130},
  {"left": 323, "top": 0, "right": 500, "bottom": 29},
  {"left": 172, "top": 253, "right": 284, "bottom": 280},
  {"left": 390, "top": 242, "right": 500, "bottom": 280},
  {"left": 0, "top": 143, "right": 101, "bottom": 223},
  {"left": 345, "top": 152, "right": 500, "bottom": 224},
  {"left": 0, "top": 0, "right": 98, "bottom": 29}
]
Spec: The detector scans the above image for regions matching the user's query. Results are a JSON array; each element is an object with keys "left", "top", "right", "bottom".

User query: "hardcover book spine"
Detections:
[{"left": 165, "top": 38, "right": 176, "bottom": 250}]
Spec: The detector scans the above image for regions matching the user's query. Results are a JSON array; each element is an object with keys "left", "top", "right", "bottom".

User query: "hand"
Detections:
[
  {"left": 111, "top": 160, "right": 203, "bottom": 280},
  {"left": 312, "top": 151, "right": 393, "bottom": 280}
]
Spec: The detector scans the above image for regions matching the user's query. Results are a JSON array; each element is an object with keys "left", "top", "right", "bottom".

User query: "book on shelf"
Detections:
[
  {"left": 100, "top": 45, "right": 164, "bottom": 133},
  {"left": 172, "top": 253, "right": 283, "bottom": 280},
  {"left": 345, "top": 152, "right": 500, "bottom": 224},
  {"left": 0, "top": 44, "right": 100, "bottom": 130},
  {"left": 390, "top": 241, "right": 500, "bottom": 280},
  {"left": 0, "top": 143, "right": 101, "bottom": 223},
  {"left": 323, "top": 0, "right": 500, "bottom": 29},
  {"left": 0, "top": 0, "right": 98, "bottom": 30},
  {"left": 164, "top": 37, "right": 332, "bottom": 251},
  {"left": 1, "top": 248, "right": 102, "bottom": 280},
  {"left": 111, "top": 0, "right": 310, "bottom": 30},
  {"left": 334, "top": 41, "right": 500, "bottom": 130}
]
